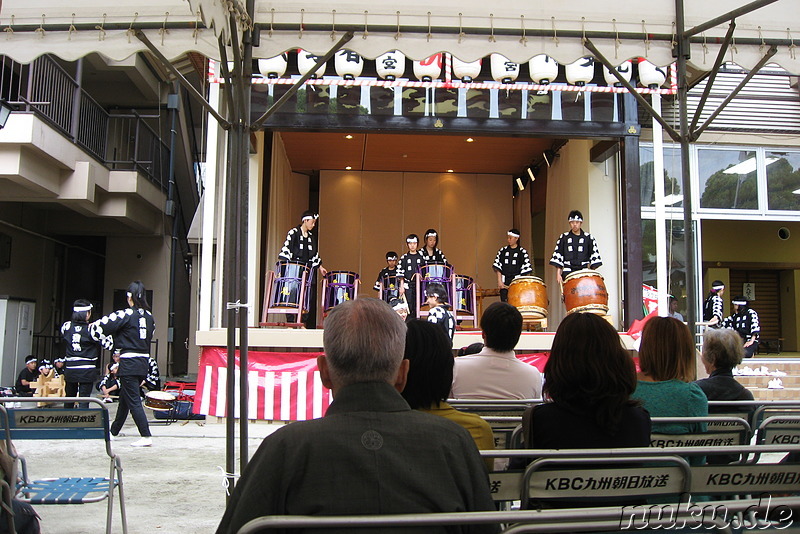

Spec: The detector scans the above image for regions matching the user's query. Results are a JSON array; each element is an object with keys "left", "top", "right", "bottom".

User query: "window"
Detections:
[
  {"left": 697, "top": 148, "right": 758, "bottom": 210},
  {"left": 640, "top": 145, "right": 683, "bottom": 208},
  {"left": 765, "top": 150, "right": 800, "bottom": 212}
]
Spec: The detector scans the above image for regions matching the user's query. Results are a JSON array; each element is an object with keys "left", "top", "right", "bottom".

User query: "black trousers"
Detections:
[
  {"left": 110, "top": 375, "right": 151, "bottom": 437},
  {"left": 65, "top": 381, "right": 94, "bottom": 408}
]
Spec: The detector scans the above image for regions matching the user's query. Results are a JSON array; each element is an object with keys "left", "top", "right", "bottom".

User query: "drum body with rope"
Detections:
[
  {"left": 563, "top": 269, "right": 609, "bottom": 315},
  {"left": 507, "top": 276, "right": 549, "bottom": 320},
  {"left": 144, "top": 391, "right": 176, "bottom": 411},
  {"left": 379, "top": 274, "right": 401, "bottom": 303},
  {"left": 322, "top": 271, "right": 360, "bottom": 313},
  {"left": 419, "top": 263, "right": 454, "bottom": 304},
  {"left": 454, "top": 275, "right": 476, "bottom": 315},
  {"left": 270, "top": 262, "right": 311, "bottom": 309}
]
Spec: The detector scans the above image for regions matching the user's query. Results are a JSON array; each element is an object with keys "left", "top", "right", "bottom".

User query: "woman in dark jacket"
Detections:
[
  {"left": 60, "top": 299, "right": 101, "bottom": 408},
  {"left": 90, "top": 281, "right": 155, "bottom": 447}
]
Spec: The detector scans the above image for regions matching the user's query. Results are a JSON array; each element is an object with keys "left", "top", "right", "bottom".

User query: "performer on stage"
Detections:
[
  {"left": 493, "top": 228, "right": 533, "bottom": 302},
  {"left": 425, "top": 282, "right": 455, "bottom": 344},
  {"left": 90, "top": 280, "right": 156, "bottom": 447},
  {"left": 278, "top": 210, "right": 328, "bottom": 326},
  {"left": 549, "top": 210, "right": 602, "bottom": 285},
  {"left": 722, "top": 296, "right": 760, "bottom": 359},
  {"left": 702, "top": 280, "right": 725, "bottom": 327},
  {"left": 15, "top": 356, "right": 40, "bottom": 397},
  {"left": 421, "top": 229, "right": 450, "bottom": 265},
  {"left": 60, "top": 299, "right": 102, "bottom": 408},
  {"left": 373, "top": 251, "right": 401, "bottom": 303},
  {"left": 398, "top": 234, "right": 424, "bottom": 319}
]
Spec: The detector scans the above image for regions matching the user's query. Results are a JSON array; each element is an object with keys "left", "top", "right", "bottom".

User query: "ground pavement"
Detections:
[{"left": 13, "top": 403, "right": 283, "bottom": 534}]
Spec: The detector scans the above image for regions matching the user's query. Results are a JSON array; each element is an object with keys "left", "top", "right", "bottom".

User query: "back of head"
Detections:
[
  {"left": 545, "top": 313, "right": 637, "bottom": 433},
  {"left": 639, "top": 316, "right": 696, "bottom": 382},
  {"left": 401, "top": 320, "right": 454, "bottom": 409},
  {"left": 127, "top": 280, "right": 151, "bottom": 311},
  {"left": 702, "top": 328, "right": 744, "bottom": 371},
  {"left": 480, "top": 302, "right": 522, "bottom": 352},
  {"left": 425, "top": 282, "right": 448, "bottom": 305},
  {"left": 709, "top": 280, "right": 725, "bottom": 294},
  {"left": 322, "top": 298, "right": 407, "bottom": 388},
  {"left": 71, "top": 298, "right": 93, "bottom": 322}
]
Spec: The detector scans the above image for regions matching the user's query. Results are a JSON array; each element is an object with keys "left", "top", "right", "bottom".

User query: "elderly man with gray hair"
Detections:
[{"left": 216, "top": 298, "right": 497, "bottom": 534}]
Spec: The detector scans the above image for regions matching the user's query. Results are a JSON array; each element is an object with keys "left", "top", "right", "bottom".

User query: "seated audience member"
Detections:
[
  {"left": 451, "top": 302, "right": 542, "bottom": 400},
  {"left": 696, "top": 328, "right": 754, "bottom": 465},
  {"left": 216, "top": 298, "right": 498, "bottom": 534},
  {"left": 402, "top": 319, "right": 495, "bottom": 470},
  {"left": 15, "top": 356, "right": 40, "bottom": 396},
  {"left": 0, "top": 436, "right": 40, "bottom": 534},
  {"left": 633, "top": 317, "right": 708, "bottom": 465},
  {"left": 522, "top": 313, "right": 651, "bottom": 450},
  {"left": 695, "top": 328, "right": 754, "bottom": 405}
]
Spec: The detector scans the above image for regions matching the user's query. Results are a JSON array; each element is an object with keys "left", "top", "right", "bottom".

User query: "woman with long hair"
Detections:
[
  {"left": 90, "top": 281, "right": 156, "bottom": 447},
  {"left": 401, "top": 320, "right": 494, "bottom": 469},
  {"left": 633, "top": 316, "right": 708, "bottom": 451},
  {"left": 523, "top": 313, "right": 650, "bottom": 450}
]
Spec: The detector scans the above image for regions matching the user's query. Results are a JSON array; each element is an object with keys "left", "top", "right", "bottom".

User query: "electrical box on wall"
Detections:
[{"left": 0, "top": 233, "right": 10, "bottom": 270}]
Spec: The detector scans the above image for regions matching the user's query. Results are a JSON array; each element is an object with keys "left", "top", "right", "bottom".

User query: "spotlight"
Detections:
[
  {"left": 526, "top": 167, "right": 536, "bottom": 182},
  {"left": 542, "top": 152, "right": 551, "bottom": 167},
  {"left": 515, "top": 176, "right": 525, "bottom": 191}
]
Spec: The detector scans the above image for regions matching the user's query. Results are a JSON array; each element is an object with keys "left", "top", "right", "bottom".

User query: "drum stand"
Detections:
[
  {"left": 259, "top": 269, "right": 310, "bottom": 328},
  {"left": 320, "top": 277, "right": 360, "bottom": 327}
]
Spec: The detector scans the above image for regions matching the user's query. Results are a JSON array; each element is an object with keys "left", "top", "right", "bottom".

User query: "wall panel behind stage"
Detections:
[{"left": 320, "top": 171, "right": 512, "bottom": 307}]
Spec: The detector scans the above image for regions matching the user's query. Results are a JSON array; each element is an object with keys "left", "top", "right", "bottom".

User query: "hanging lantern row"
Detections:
[{"left": 256, "top": 50, "right": 669, "bottom": 89}]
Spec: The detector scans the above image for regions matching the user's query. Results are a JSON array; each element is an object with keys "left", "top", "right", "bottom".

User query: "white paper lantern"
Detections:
[
  {"left": 452, "top": 57, "right": 482, "bottom": 83},
  {"left": 603, "top": 60, "right": 632, "bottom": 87},
  {"left": 490, "top": 54, "right": 519, "bottom": 84},
  {"left": 376, "top": 51, "right": 406, "bottom": 80},
  {"left": 335, "top": 50, "right": 364, "bottom": 80},
  {"left": 297, "top": 49, "right": 327, "bottom": 78},
  {"left": 638, "top": 59, "right": 668, "bottom": 89},
  {"left": 413, "top": 54, "right": 442, "bottom": 82},
  {"left": 529, "top": 55, "right": 559, "bottom": 85},
  {"left": 565, "top": 57, "right": 595, "bottom": 86},
  {"left": 258, "top": 54, "right": 288, "bottom": 79}
]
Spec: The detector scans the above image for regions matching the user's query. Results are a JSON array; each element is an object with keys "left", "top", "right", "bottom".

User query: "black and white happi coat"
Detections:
[
  {"left": 398, "top": 251, "right": 425, "bottom": 289},
  {"left": 278, "top": 226, "right": 322, "bottom": 269},
  {"left": 60, "top": 320, "right": 101, "bottom": 383},
  {"left": 421, "top": 247, "right": 449, "bottom": 266},
  {"left": 90, "top": 307, "right": 155, "bottom": 377},
  {"left": 703, "top": 294, "right": 724, "bottom": 326},
  {"left": 549, "top": 230, "right": 602, "bottom": 274},
  {"left": 722, "top": 306, "right": 760, "bottom": 342},
  {"left": 427, "top": 305, "right": 455, "bottom": 343},
  {"left": 373, "top": 267, "right": 401, "bottom": 298},
  {"left": 493, "top": 245, "right": 533, "bottom": 285}
]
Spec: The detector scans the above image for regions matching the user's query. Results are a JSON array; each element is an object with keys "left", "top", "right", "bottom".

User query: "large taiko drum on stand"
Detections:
[
  {"left": 379, "top": 274, "right": 401, "bottom": 303},
  {"left": 322, "top": 271, "right": 360, "bottom": 312},
  {"left": 419, "top": 263, "right": 454, "bottom": 304},
  {"left": 271, "top": 261, "right": 311, "bottom": 309},
  {"left": 563, "top": 269, "right": 609, "bottom": 315},
  {"left": 454, "top": 275, "right": 476, "bottom": 315},
  {"left": 507, "top": 276, "right": 548, "bottom": 320}
]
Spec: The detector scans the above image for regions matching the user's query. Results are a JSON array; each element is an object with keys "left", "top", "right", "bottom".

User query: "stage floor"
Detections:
[{"left": 196, "top": 327, "right": 637, "bottom": 351}]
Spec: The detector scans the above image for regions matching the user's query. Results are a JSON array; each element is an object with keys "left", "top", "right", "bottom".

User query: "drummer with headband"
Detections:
[
  {"left": 493, "top": 228, "right": 533, "bottom": 302},
  {"left": 421, "top": 229, "right": 450, "bottom": 266},
  {"left": 398, "top": 234, "right": 425, "bottom": 319},
  {"left": 549, "top": 210, "right": 603, "bottom": 286},
  {"left": 279, "top": 210, "right": 328, "bottom": 326},
  {"left": 373, "top": 251, "right": 401, "bottom": 304}
]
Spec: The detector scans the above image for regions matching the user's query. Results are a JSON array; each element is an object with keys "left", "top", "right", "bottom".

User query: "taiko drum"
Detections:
[
  {"left": 563, "top": 269, "right": 609, "bottom": 315},
  {"left": 507, "top": 276, "right": 548, "bottom": 320}
]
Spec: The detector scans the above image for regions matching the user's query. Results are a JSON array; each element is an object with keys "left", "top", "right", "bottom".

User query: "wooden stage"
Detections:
[{"left": 196, "top": 327, "right": 637, "bottom": 352}]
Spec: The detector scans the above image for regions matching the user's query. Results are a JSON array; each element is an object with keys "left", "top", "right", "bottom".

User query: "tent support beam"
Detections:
[
  {"left": 689, "top": 22, "right": 736, "bottom": 133},
  {"left": 584, "top": 39, "right": 681, "bottom": 142},
  {"left": 135, "top": 30, "right": 230, "bottom": 129},
  {"left": 691, "top": 45, "right": 777, "bottom": 140},
  {"left": 251, "top": 31, "right": 354, "bottom": 130},
  {"left": 684, "top": 0, "right": 781, "bottom": 38}
]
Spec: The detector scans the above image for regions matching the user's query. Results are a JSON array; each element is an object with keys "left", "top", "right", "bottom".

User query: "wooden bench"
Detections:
[{"left": 0, "top": 397, "right": 127, "bottom": 534}]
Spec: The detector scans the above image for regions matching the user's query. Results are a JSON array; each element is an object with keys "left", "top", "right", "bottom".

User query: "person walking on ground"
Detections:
[
  {"left": 60, "top": 299, "right": 101, "bottom": 408},
  {"left": 90, "top": 281, "right": 155, "bottom": 447}
]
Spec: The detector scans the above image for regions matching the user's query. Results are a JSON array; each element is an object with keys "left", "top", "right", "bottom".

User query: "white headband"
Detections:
[
  {"left": 302, "top": 214, "right": 319, "bottom": 222},
  {"left": 73, "top": 304, "right": 93, "bottom": 312},
  {"left": 732, "top": 300, "right": 747, "bottom": 306},
  {"left": 425, "top": 232, "right": 437, "bottom": 238},
  {"left": 392, "top": 301, "right": 409, "bottom": 311},
  {"left": 711, "top": 284, "right": 725, "bottom": 290},
  {"left": 126, "top": 291, "right": 132, "bottom": 297},
  {"left": 406, "top": 237, "right": 418, "bottom": 243},
  {"left": 507, "top": 231, "right": 520, "bottom": 238},
  {"left": 568, "top": 215, "right": 583, "bottom": 222},
  {"left": 386, "top": 256, "right": 398, "bottom": 260}
]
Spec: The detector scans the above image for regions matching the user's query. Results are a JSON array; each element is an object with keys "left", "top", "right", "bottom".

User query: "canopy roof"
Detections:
[{"left": 1, "top": 0, "right": 798, "bottom": 73}]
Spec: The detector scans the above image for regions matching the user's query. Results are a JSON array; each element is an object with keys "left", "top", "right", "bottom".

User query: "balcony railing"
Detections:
[{"left": 0, "top": 54, "right": 169, "bottom": 191}]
